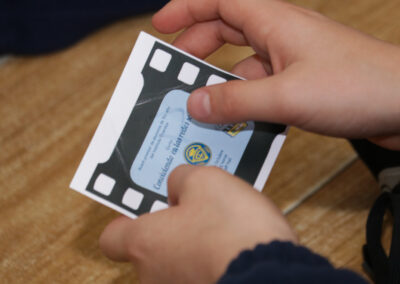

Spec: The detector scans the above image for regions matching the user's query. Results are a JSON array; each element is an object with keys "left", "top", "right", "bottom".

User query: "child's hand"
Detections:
[
  {"left": 99, "top": 165, "right": 297, "bottom": 284},
  {"left": 153, "top": 0, "right": 400, "bottom": 150}
]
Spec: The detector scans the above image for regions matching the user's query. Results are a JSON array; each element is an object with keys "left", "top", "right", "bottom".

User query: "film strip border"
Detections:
[{"left": 84, "top": 41, "right": 238, "bottom": 216}]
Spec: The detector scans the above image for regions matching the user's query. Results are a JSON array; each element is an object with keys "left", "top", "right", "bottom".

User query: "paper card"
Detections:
[{"left": 70, "top": 31, "right": 287, "bottom": 219}]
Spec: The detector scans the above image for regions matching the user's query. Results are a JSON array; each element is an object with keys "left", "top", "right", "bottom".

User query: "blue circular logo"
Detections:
[{"left": 184, "top": 143, "right": 212, "bottom": 166}]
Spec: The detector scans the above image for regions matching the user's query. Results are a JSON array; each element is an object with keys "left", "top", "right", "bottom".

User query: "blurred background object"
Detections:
[{"left": 0, "top": 0, "right": 168, "bottom": 54}]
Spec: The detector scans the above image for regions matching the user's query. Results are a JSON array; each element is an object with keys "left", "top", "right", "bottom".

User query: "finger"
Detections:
[
  {"left": 369, "top": 135, "right": 400, "bottom": 151},
  {"left": 153, "top": 0, "right": 224, "bottom": 33},
  {"left": 231, "top": 54, "right": 272, "bottom": 79},
  {"left": 172, "top": 20, "right": 247, "bottom": 59},
  {"left": 187, "top": 72, "right": 302, "bottom": 124},
  {"left": 99, "top": 216, "right": 137, "bottom": 262},
  {"left": 168, "top": 165, "right": 244, "bottom": 206},
  {"left": 167, "top": 164, "right": 198, "bottom": 206},
  {"left": 152, "top": 0, "right": 283, "bottom": 34}
]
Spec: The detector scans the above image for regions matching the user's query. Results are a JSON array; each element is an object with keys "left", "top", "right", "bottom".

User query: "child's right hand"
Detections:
[{"left": 153, "top": 0, "right": 400, "bottom": 150}]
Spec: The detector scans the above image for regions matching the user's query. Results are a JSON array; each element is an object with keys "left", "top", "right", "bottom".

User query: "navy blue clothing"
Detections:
[
  {"left": 0, "top": 0, "right": 168, "bottom": 55},
  {"left": 218, "top": 241, "right": 368, "bottom": 284}
]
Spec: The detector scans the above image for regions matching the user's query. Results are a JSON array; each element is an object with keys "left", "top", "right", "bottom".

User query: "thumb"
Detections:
[
  {"left": 167, "top": 164, "right": 198, "bottom": 206},
  {"left": 99, "top": 216, "right": 136, "bottom": 262},
  {"left": 187, "top": 74, "right": 298, "bottom": 124}
]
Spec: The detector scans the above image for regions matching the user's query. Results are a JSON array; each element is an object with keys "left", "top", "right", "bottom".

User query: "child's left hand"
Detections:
[{"left": 99, "top": 165, "right": 297, "bottom": 284}]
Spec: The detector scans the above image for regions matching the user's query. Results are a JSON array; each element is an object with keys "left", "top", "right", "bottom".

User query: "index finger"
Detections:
[{"left": 152, "top": 0, "right": 282, "bottom": 34}]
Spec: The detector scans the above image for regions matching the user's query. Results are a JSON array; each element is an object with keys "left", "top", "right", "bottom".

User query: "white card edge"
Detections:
[
  {"left": 71, "top": 187, "right": 139, "bottom": 219},
  {"left": 70, "top": 32, "right": 154, "bottom": 192},
  {"left": 253, "top": 127, "right": 289, "bottom": 191}
]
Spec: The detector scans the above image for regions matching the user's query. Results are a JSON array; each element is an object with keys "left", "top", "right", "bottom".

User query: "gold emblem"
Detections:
[
  {"left": 224, "top": 122, "right": 248, "bottom": 137},
  {"left": 184, "top": 143, "right": 212, "bottom": 165}
]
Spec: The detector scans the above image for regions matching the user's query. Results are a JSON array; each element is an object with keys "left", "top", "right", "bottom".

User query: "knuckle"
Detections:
[
  {"left": 168, "top": 164, "right": 185, "bottom": 182},
  {"left": 216, "top": 82, "right": 242, "bottom": 119},
  {"left": 289, "top": 4, "right": 326, "bottom": 21},
  {"left": 126, "top": 239, "right": 140, "bottom": 261},
  {"left": 181, "top": 166, "right": 221, "bottom": 192},
  {"left": 125, "top": 224, "right": 149, "bottom": 262},
  {"left": 270, "top": 78, "right": 300, "bottom": 124},
  {"left": 182, "top": 166, "right": 206, "bottom": 187},
  {"left": 98, "top": 233, "right": 109, "bottom": 253}
]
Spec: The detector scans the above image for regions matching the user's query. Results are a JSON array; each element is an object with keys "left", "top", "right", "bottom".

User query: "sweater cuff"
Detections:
[{"left": 218, "top": 241, "right": 368, "bottom": 284}]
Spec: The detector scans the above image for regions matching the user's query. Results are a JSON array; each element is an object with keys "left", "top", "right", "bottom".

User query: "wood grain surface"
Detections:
[{"left": 1, "top": 0, "right": 399, "bottom": 283}]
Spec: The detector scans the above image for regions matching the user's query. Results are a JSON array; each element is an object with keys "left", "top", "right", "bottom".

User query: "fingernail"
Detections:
[{"left": 190, "top": 89, "right": 211, "bottom": 118}]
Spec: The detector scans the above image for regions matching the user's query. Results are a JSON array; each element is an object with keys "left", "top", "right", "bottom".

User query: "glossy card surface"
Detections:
[{"left": 130, "top": 89, "right": 255, "bottom": 197}]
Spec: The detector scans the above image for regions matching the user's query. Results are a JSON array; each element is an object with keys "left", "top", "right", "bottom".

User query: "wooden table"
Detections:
[{"left": 1, "top": 1, "right": 398, "bottom": 283}]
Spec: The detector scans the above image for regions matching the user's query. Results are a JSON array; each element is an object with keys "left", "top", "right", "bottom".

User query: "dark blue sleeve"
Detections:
[
  {"left": 0, "top": 0, "right": 168, "bottom": 55},
  {"left": 218, "top": 241, "right": 368, "bottom": 284}
]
